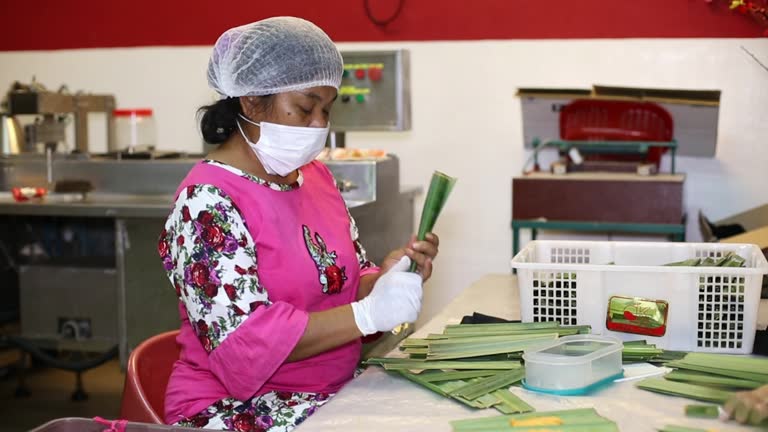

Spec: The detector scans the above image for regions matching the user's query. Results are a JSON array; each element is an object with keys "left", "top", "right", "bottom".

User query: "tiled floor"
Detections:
[{"left": 0, "top": 354, "right": 123, "bottom": 432}]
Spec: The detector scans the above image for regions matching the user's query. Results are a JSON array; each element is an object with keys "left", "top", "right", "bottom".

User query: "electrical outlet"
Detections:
[{"left": 57, "top": 317, "right": 92, "bottom": 339}]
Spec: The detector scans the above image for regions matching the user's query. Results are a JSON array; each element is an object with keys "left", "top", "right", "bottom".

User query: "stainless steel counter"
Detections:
[
  {"left": 0, "top": 188, "right": 419, "bottom": 219},
  {"left": 0, "top": 156, "right": 194, "bottom": 193},
  {"left": 0, "top": 154, "right": 417, "bottom": 217},
  {"left": 0, "top": 193, "right": 174, "bottom": 218}
]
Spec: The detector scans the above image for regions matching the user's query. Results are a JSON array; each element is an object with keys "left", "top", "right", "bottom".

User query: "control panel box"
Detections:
[{"left": 332, "top": 50, "right": 411, "bottom": 131}]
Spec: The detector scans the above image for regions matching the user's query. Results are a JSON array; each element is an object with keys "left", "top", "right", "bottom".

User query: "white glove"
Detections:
[{"left": 351, "top": 256, "right": 423, "bottom": 336}]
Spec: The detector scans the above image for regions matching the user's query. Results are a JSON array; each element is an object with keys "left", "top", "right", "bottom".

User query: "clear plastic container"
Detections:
[
  {"left": 30, "top": 417, "right": 201, "bottom": 432},
  {"left": 113, "top": 108, "right": 156, "bottom": 153},
  {"left": 522, "top": 334, "right": 623, "bottom": 395}
]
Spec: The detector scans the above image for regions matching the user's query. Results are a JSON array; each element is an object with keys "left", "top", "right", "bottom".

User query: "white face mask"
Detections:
[{"left": 236, "top": 114, "right": 329, "bottom": 177}]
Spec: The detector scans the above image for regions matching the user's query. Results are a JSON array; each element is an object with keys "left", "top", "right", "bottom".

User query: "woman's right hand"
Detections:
[{"left": 350, "top": 256, "right": 423, "bottom": 336}]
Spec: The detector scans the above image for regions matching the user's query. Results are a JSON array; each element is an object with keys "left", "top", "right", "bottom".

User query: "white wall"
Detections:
[{"left": 2, "top": 39, "right": 767, "bottom": 326}]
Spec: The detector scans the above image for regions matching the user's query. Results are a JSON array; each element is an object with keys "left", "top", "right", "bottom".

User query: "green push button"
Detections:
[
  {"left": 356, "top": 94, "right": 365, "bottom": 103},
  {"left": 342, "top": 69, "right": 350, "bottom": 78}
]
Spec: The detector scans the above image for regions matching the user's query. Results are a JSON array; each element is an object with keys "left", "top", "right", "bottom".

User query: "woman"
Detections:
[{"left": 157, "top": 17, "right": 439, "bottom": 431}]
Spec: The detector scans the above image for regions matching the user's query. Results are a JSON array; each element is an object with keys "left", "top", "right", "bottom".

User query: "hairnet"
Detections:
[{"left": 207, "top": 17, "right": 344, "bottom": 98}]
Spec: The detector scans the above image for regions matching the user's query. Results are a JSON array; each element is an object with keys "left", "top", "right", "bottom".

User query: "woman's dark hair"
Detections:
[{"left": 199, "top": 96, "right": 274, "bottom": 144}]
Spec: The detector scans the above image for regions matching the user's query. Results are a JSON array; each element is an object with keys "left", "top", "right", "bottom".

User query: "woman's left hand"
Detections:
[
  {"left": 379, "top": 233, "right": 440, "bottom": 282},
  {"left": 724, "top": 384, "right": 768, "bottom": 425}
]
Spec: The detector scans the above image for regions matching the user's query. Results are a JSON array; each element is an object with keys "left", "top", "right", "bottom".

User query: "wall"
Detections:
[
  {"left": 0, "top": 0, "right": 763, "bottom": 51},
  {"left": 2, "top": 38, "right": 766, "bottom": 326}
]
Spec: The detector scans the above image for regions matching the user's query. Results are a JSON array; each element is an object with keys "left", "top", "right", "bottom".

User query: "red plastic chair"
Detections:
[
  {"left": 560, "top": 99, "right": 674, "bottom": 167},
  {"left": 119, "top": 330, "right": 181, "bottom": 424}
]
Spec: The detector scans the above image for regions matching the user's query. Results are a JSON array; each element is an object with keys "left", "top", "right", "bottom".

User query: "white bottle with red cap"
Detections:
[{"left": 112, "top": 108, "right": 156, "bottom": 154}]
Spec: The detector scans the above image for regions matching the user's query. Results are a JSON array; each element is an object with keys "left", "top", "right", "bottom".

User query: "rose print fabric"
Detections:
[
  {"left": 159, "top": 160, "right": 380, "bottom": 429},
  {"left": 160, "top": 184, "right": 270, "bottom": 352},
  {"left": 175, "top": 391, "right": 333, "bottom": 432}
]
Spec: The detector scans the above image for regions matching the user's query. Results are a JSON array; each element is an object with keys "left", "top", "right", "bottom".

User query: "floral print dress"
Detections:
[
  {"left": 159, "top": 160, "right": 375, "bottom": 431},
  {"left": 175, "top": 391, "right": 331, "bottom": 431}
]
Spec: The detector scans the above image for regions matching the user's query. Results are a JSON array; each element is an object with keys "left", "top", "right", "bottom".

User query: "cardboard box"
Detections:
[
  {"left": 517, "top": 85, "right": 721, "bottom": 158},
  {"left": 721, "top": 225, "right": 768, "bottom": 250},
  {"left": 717, "top": 203, "right": 768, "bottom": 232}
]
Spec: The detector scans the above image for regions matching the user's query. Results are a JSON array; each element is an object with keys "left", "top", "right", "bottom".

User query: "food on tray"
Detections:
[{"left": 315, "top": 148, "right": 387, "bottom": 160}]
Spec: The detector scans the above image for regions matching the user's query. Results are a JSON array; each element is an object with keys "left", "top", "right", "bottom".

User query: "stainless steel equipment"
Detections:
[
  {"left": 0, "top": 114, "right": 23, "bottom": 155},
  {"left": 19, "top": 265, "right": 118, "bottom": 351},
  {"left": 6, "top": 81, "right": 116, "bottom": 154}
]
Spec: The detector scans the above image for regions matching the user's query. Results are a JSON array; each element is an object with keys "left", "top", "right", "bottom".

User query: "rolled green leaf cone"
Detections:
[
  {"left": 658, "top": 426, "right": 711, "bottom": 432},
  {"left": 410, "top": 171, "right": 457, "bottom": 272},
  {"left": 684, "top": 404, "right": 719, "bottom": 418}
]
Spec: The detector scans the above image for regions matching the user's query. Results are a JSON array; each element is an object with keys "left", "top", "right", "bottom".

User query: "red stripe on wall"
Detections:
[{"left": 0, "top": 0, "right": 762, "bottom": 51}]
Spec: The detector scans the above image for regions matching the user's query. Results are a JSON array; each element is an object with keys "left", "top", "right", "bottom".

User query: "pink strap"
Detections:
[{"left": 93, "top": 417, "right": 128, "bottom": 432}]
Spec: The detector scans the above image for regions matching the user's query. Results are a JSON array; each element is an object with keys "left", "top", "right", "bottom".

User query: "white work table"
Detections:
[{"left": 300, "top": 274, "right": 768, "bottom": 432}]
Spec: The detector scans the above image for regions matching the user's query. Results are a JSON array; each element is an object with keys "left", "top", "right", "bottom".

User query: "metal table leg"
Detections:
[{"left": 512, "top": 224, "right": 520, "bottom": 257}]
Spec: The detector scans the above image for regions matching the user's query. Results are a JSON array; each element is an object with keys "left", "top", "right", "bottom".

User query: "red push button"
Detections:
[
  {"left": 368, "top": 68, "right": 383, "bottom": 82},
  {"left": 355, "top": 69, "right": 366, "bottom": 80}
]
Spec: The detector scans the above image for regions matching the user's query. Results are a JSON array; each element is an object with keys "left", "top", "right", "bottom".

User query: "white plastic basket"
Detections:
[{"left": 511, "top": 241, "right": 768, "bottom": 354}]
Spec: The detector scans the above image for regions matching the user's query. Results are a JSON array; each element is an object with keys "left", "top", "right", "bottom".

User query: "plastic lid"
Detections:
[
  {"left": 113, "top": 109, "right": 153, "bottom": 117},
  {"left": 523, "top": 334, "right": 623, "bottom": 364}
]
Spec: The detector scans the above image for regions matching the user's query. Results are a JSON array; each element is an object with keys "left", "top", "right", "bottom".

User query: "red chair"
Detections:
[
  {"left": 119, "top": 330, "right": 181, "bottom": 424},
  {"left": 560, "top": 99, "right": 674, "bottom": 168}
]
